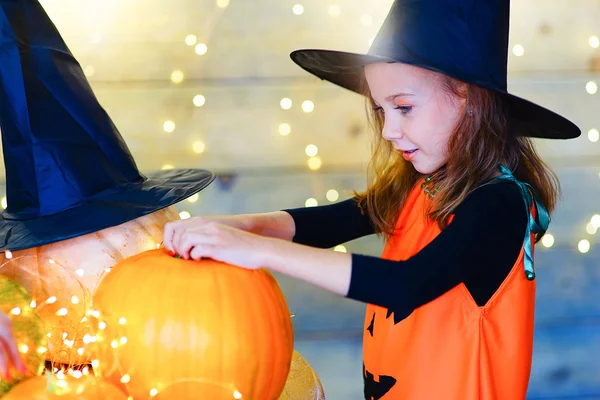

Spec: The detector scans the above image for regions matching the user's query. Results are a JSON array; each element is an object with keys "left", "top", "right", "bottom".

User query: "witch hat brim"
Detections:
[
  {"left": 289, "top": 0, "right": 581, "bottom": 141},
  {"left": 0, "top": 169, "right": 214, "bottom": 252},
  {"left": 0, "top": 0, "right": 215, "bottom": 252}
]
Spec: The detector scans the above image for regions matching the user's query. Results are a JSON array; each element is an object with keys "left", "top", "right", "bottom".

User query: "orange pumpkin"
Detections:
[
  {"left": 0, "top": 207, "right": 180, "bottom": 366},
  {"left": 92, "top": 248, "right": 294, "bottom": 400},
  {"left": 2, "top": 373, "right": 128, "bottom": 399}
]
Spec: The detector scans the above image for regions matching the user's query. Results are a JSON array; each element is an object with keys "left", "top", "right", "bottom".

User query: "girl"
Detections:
[{"left": 163, "top": 0, "right": 580, "bottom": 398}]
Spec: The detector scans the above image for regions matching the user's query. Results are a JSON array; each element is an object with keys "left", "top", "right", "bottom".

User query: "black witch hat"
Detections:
[
  {"left": 291, "top": 0, "right": 580, "bottom": 140},
  {"left": 0, "top": 0, "right": 214, "bottom": 252}
]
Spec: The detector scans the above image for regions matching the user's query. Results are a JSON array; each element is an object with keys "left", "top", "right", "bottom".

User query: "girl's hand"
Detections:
[
  {"left": 0, "top": 311, "right": 27, "bottom": 381},
  {"left": 163, "top": 219, "right": 271, "bottom": 270}
]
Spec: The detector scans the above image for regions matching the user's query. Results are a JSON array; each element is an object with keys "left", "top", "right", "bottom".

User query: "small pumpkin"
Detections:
[
  {"left": 2, "top": 372, "right": 128, "bottom": 399},
  {"left": 0, "top": 207, "right": 180, "bottom": 365},
  {"left": 0, "top": 275, "right": 47, "bottom": 395},
  {"left": 92, "top": 248, "right": 294, "bottom": 400}
]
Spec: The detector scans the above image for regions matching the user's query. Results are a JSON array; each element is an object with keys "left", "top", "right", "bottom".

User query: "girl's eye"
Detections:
[
  {"left": 395, "top": 105, "right": 412, "bottom": 114},
  {"left": 372, "top": 106, "right": 412, "bottom": 115}
]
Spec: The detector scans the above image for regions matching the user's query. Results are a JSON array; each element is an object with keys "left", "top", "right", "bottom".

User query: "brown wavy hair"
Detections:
[{"left": 354, "top": 69, "right": 560, "bottom": 242}]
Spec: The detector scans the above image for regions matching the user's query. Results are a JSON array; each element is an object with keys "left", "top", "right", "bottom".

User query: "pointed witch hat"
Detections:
[
  {"left": 290, "top": 0, "right": 580, "bottom": 140},
  {"left": 0, "top": 0, "right": 215, "bottom": 252}
]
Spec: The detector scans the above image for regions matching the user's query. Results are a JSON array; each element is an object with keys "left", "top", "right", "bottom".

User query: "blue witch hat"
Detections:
[
  {"left": 0, "top": 0, "right": 214, "bottom": 252},
  {"left": 291, "top": 0, "right": 580, "bottom": 140}
]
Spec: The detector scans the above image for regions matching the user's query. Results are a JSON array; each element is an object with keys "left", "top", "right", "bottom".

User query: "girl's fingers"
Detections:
[{"left": 162, "top": 222, "right": 175, "bottom": 251}]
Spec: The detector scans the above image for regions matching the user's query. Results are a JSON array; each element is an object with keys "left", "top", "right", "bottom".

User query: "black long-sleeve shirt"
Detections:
[{"left": 283, "top": 181, "right": 528, "bottom": 312}]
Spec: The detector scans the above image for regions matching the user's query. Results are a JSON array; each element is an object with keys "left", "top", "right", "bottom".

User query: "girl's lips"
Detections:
[{"left": 401, "top": 149, "right": 418, "bottom": 160}]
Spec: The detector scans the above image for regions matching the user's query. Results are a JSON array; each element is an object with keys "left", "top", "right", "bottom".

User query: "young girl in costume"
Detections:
[{"left": 163, "top": 0, "right": 580, "bottom": 398}]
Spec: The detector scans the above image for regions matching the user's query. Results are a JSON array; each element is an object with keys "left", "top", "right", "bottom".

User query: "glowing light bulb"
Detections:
[
  {"left": 292, "top": 4, "right": 304, "bottom": 15},
  {"left": 326, "top": 189, "right": 339, "bottom": 202},
  {"left": 163, "top": 120, "right": 176, "bottom": 133},
  {"left": 56, "top": 308, "right": 68, "bottom": 316},
  {"left": 4, "top": 250, "right": 12, "bottom": 259},
  {"left": 302, "top": 100, "right": 315, "bottom": 113},
  {"left": 121, "top": 374, "right": 131, "bottom": 384},
  {"left": 541, "top": 234, "right": 554, "bottom": 248},
  {"left": 188, "top": 194, "right": 200, "bottom": 203},
  {"left": 19, "top": 344, "right": 28, "bottom": 353},
  {"left": 578, "top": 239, "right": 591, "bottom": 253},
  {"left": 591, "top": 214, "right": 600, "bottom": 228},
  {"left": 1, "top": 196, "right": 6, "bottom": 209},
  {"left": 37, "top": 346, "right": 47, "bottom": 354},
  {"left": 280, "top": 98, "right": 293, "bottom": 110},
  {"left": 586, "top": 81, "right": 598, "bottom": 95},
  {"left": 75, "top": 269, "right": 85, "bottom": 277},
  {"left": 334, "top": 245, "right": 347, "bottom": 253},
  {"left": 98, "top": 321, "right": 107, "bottom": 330},
  {"left": 305, "top": 144, "right": 319, "bottom": 157},
  {"left": 279, "top": 123, "right": 291, "bottom": 136},
  {"left": 589, "top": 35, "right": 600, "bottom": 48},
  {"left": 71, "top": 296, "right": 80, "bottom": 304},
  {"left": 72, "top": 370, "right": 83, "bottom": 379},
  {"left": 92, "top": 360, "right": 100, "bottom": 368},
  {"left": 216, "top": 0, "right": 229, "bottom": 8},
  {"left": 83, "top": 66, "right": 95, "bottom": 77},
  {"left": 171, "top": 70, "right": 184, "bottom": 84},
  {"left": 10, "top": 307, "right": 21, "bottom": 316},
  {"left": 233, "top": 391, "right": 243, "bottom": 399},
  {"left": 193, "top": 94, "right": 206, "bottom": 107},
  {"left": 305, "top": 198, "right": 318, "bottom": 207},
  {"left": 193, "top": 141, "right": 206, "bottom": 154},
  {"left": 161, "top": 164, "right": 175, "bottom": 170},
  {"left": 46, "top": 296, "right": 57, "bottom": 304},
  {"left": 195, "top": 43, "right": 208, "bottom": 55},
  {"left": 179, "top": 211, "right": 191, "bottom": 220},
  {"left": 586, "top": 222, "right": 597, "bottom": 235},
  {"left": 308, "top": 157, "right": 322, "bottom": 171},
  {"left": 120, "top": 336, "right": 128, "bottom": 345},
  {"left": 512, "top": 44, "right": 525, "bottom": 56},
  {"left": 588, "top": 129, "right": 600, "bottom": 143},
  {"left": 150, "top": 388, "right": 159, "bottom": 397},
  {"left": 185, "top": 34, "right": 197, "bottom": 46}
]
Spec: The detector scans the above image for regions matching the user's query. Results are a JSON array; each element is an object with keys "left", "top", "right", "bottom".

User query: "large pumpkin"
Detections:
[
  {"left": 2, "top": 373, "right": 128, "bottom": 399},
  {"left": 0, "top": 276, "right": 47, "bottom": 395},
  {"left": 91, "top": 248, "right": 294, "bottom": 400},
  {"left": 0, "top": 207, "right": 180, "bottom": 366}
]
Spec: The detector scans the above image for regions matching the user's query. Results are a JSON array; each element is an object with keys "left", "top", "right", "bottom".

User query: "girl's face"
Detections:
[{"left": 364, "top": 62, "right": 465, "bottom": 174}]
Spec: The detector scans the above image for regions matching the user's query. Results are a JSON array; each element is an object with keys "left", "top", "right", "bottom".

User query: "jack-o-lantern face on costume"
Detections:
[{"left": 363, "top": 307, "right": 414, "bottom": 400}]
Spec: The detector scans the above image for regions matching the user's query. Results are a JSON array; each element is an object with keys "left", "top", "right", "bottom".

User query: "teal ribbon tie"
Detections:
[{"left": 492, "top": 165, "right": 550, "bottom": 281}]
